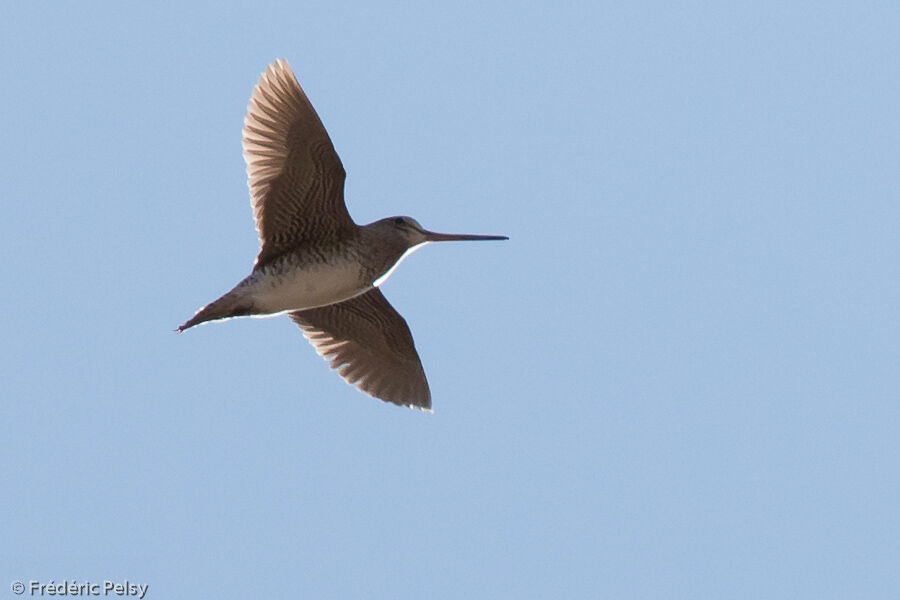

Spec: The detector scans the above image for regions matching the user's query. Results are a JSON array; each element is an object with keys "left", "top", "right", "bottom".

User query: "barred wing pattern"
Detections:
[
  {"left": 243, "top": 59, "right": 354, "bottom": 268},
  {"left": 290, "top": 289, "right": 432, "bottom": 409}
]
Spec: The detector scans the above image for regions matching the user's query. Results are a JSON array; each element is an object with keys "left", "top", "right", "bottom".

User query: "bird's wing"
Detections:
[
  {"left": 289, "top": 289, "right": 432, "bottom": 410},
  {"left": 243, "top": 59, "right": 354, "bottom": 269}
]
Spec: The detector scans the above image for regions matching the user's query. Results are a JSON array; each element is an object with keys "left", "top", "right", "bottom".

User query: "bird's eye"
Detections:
[{"left": 394, "top": 218, "right": 405, "bottom": 225}]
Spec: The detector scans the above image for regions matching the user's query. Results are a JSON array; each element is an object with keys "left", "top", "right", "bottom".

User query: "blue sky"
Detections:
[{"left": 2, "top": 1, "right": 899, "bottom": 598}]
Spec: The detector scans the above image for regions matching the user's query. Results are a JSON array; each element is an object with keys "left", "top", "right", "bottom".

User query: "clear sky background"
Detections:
[{"left": 2, "top": 1, "right": 899, "bottom": 598}]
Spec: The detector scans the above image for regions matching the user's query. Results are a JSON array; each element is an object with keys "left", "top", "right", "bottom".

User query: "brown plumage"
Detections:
[
  {"left": 243, "top": 60, "right": 354, "bottom": 267},
  {"left": 291, "top": 289, "right": 430, "bottom": 408}
]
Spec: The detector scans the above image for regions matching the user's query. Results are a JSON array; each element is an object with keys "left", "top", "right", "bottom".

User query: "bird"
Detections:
[{"left": 177, "top": 59, "right": 507, "bottom": 410}]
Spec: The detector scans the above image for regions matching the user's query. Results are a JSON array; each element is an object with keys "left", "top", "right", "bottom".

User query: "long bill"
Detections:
[{"left": 423, "top": 231, "right": 509, "bottom": 242}]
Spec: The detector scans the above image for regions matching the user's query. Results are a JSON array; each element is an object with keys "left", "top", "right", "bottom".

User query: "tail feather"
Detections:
[{"left": 177, "top": 291, "right": 254, "bottom": 332}]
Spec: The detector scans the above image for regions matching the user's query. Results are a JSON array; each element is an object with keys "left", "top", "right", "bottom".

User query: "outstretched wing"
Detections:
[
  {"left": 289, "top": 289, "right": 432, "bottom": 410},
  {"left": 243, "top": 59, "right": 354, "bottom": 268}
]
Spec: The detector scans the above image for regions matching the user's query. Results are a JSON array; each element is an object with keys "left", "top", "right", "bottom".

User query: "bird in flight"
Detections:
[{"left": 178, "top": 59, "right": 507, "bottom": 410}]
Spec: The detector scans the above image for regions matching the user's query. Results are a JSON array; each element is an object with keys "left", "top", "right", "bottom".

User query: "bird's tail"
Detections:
[{"left": 177, "top": 289, "right": 255, "bottom": 332}]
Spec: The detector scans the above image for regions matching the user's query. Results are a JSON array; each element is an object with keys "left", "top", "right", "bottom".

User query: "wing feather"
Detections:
[
  {"left": 243, "top": 59, "right": 354, "bottom": 268},
  {"left": 289, "top": 289, "right": 432, "bottom": 410}
]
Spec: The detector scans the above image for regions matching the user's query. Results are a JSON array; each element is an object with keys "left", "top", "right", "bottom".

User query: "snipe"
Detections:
[{"left": 178, "top": 59, "right": 507, "bottom": 410}]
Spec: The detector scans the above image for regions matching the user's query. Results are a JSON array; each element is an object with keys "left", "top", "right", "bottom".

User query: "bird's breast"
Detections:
[{"left": 244, "top": 255, "right": 370, "bottom": 314}]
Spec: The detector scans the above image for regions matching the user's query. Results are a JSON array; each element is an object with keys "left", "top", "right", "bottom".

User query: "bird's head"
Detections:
[
  {"left": 375, "top": 216, "right": 429, "bottom": 248},
  {"left": 372, "top": 216, "right": 509, "bottom": 250},
  {"left": 363, "top": 216, "right": 508, "bottom": 287}
]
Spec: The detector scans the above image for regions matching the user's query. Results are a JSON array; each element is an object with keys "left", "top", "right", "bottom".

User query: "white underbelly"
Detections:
[{"left": 247, "top": 261, "right": 369, "bottom": 313}]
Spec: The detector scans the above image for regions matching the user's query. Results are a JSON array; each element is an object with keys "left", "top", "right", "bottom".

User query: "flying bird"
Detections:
[{"left": 177, "top": 59, "right": 507, "bottom": 410}]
